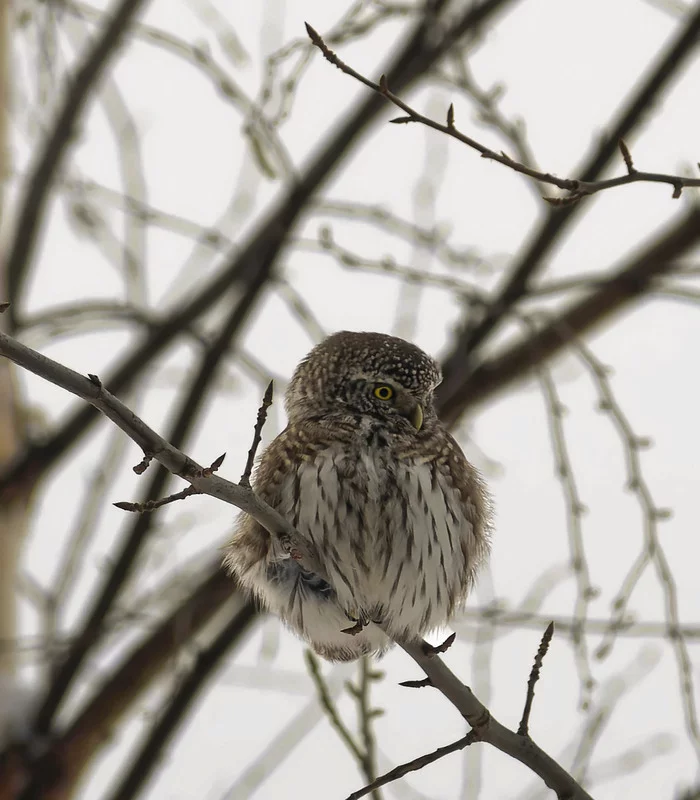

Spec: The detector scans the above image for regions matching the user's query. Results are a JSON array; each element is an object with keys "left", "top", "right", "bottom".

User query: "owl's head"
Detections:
[{"left": 285, "top": 331, "right": 442, "bottom": 431}]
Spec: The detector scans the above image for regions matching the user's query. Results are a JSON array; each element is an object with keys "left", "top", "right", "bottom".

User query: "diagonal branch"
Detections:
[
  {"left": 24, "top": 566, "right": 237, "bottom": 797},
  {"left": 346, "top": 732, "right": 475, "bottom": 800},
  {"left": 437, "top": 3, "right": 700, "bottom": 415},
  {"left": 306, "top": 25, "right": 700, "bottom": 201},
  {"left": 5, "top": 0, "right": 150, "bottom": 327},
  {"left": 0, "top": 0, "right": 517, "bottom": 503},
  {"left": 400, "top": 638, "right": 595, "bottom": 800},
  {"left": 438, "top": 204, "right": 700, "bottom": 420},
  {"left": 100, "top": 597, "right": 257, "bottom": 800}
]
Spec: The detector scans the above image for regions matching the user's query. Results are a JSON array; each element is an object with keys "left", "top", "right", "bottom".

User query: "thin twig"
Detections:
[
  {"left": 398, "top": 638, "right": 595, "bottom": 800},
  {"left": 356, "top": 658, "right": 382, "bottom": 799},
  {"left": 518, "top": 622, "right": 555, "bottom": 737},
  {"left": 103, "top": 597, "right": 257, "bottom": 800},
  {"left": 239, "top": 381, "right": 274, "bottom": 487},
  {"left": 5, "top": 0, "right": 150, "bottom": 327},
  {"left": 346, "top": 733, "right": 476, "bottom": 800},
  {"left": 113, "top": 485, "right": 199, "bottom": 513},
  {"left": 536, "top": 366, "right": 594, "bottom": 710},
  {"left": 305, "top": 650, "right": 364, "bottom": 764},
  {"left": 305, "top": 24, "right": 700, "bottom": 203},
  {"left": 437, "top": 4, "right": 700, "bottom": 402}
]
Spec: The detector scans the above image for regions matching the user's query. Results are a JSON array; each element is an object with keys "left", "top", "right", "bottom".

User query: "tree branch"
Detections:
[
  {"left": 0, "top": 0, "right": 517, "bottom": 503},
  {"left": 400, "top": 638, "right": 595, "bottom": 800},
  {"left": 437, "top": 3, "right": 700, "bottom": 412},
  {"left": 5, "top": 0, "right": 150, "bottom": 327},
  {"left": 306, "top": 25, "right": 700, "bottom": 202},
  {"left": 438, "top": 204, "right": 700, "bottom": 420}
]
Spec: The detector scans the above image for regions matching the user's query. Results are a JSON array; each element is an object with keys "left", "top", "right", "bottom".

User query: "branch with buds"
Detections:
[{"left": 305, "top": 23, "right": 700, "bottom": 205}]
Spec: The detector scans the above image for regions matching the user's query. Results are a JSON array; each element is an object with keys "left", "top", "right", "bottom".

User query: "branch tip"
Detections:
[
  {"left": 518, "top": 622, "right": 555, "bottom": 736},
  {"left": 133, "top": 452, "right": 154, "bottom": 475},
  {"left": 447, "top": 103, "right": 455, "bottom": 128},
  {"left": 304, "top": 22, "right": 321, "bottom": 45},
  {"left": 398, "top": 677, "right": 433, "bottom": 689},
  {"left": 113, "top": 501, "right": 138, "bottom": 512},
  {"left": 239, "top": 384, "right": 275, "bottom": 486}
]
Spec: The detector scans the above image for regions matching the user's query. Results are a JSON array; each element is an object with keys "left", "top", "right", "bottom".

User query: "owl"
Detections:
[{"left": 224, "top": 331, "right": 491, "bottom": 661}]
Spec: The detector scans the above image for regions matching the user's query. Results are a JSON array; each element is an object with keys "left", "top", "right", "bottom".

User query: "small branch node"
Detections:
[
  {"left": 398, "top": 677, "right": 433, "bottom": 689},
  {"left": 447, "top": 103, "right": 455, "bottom": 128},
  {"left": 87, "top": 373, "right": 102, "bottom": 387},
  {"left": 422, "top": 632, "right": 456, "bottom": 656},
  {"left": 201, "top": 452, "right": 226, "bottom": 476},
  {"left": 0, "top": 301, "right": 10, "bottom": 313}
]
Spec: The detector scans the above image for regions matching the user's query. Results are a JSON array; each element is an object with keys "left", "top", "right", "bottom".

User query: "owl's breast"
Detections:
[{"left": 274, "top": 441, "right": 473, "bottom": 637}]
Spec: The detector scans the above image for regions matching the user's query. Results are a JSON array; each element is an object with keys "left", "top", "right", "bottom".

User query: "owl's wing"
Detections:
[
  {"left": 223, "top": 422, "right": 330, "bottom": 591},
  {"left": 439, "top": 428, "right": 492, "bottom": 579}
]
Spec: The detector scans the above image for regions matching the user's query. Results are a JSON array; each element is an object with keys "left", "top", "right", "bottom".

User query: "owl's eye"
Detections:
[{"left": 373, "top": 385, "right": 394, "bottom": 401}]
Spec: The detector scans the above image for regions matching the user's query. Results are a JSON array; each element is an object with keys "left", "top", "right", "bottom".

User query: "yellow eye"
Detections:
[{"left": 373, "top": 385, "right": 394, "bottom": 401}]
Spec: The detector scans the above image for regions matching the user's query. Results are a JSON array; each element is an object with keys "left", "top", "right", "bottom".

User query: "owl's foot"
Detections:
[
  {"left": 341, "top": 609, "right": 371, "bottom": 636},
  {"left": 341, "top": 620, "right": 365, "bottom": 636},
  {"left": 422, "top": 632, "right": 456, "bottom": 657}
]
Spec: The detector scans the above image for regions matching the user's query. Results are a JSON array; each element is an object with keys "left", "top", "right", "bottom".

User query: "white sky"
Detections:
[{"left": 10, "top": 0, "right": 700, "bottom": 798}]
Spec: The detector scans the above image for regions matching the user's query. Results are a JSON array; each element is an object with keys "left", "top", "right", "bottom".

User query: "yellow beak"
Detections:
[{"left": 409, "top": 403, "right": 423, "bottom": 431}]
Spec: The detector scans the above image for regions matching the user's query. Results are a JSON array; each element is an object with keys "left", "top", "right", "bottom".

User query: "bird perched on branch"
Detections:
[{"left": 225, "top": 331, "right": 491, "bottom": 661}]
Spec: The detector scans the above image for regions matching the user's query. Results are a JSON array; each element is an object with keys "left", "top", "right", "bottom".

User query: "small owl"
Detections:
[{"left": 224, "top": 331, "right": 491, "bottom": 661}]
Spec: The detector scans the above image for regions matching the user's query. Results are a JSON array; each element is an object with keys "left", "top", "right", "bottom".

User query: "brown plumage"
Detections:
[{"left": 224, "top": 331, "right": 491, "bottom": 661}]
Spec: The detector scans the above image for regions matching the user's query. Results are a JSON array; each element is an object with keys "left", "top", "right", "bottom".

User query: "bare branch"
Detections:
[
  {"left": 0, "top": 330, "right": 321, "bottom": 577},
  {"left": 102, "top": 597, "right": 257, "bottom": 800},
  {"left": 306, "top": 650, "right": 365, "bottom": 764},
  {"left": 5, "top": 0, "right": 150, "bottom": 326},
  {"left": 437, "top": 205, "right": 700, "bottom": 421},
  {"left": 306, "top": 25, "right": 700, "bottom": 202},
  {"left": 438, "top": 4, "right": 700, "bottom": 402},
  {"left": 239, "top": 381, "right": 274, "bottom": 487},
  {"left": 346, "top": 733, "right": 475, "bottom": 800},
  {"left": 518, "top": 622, "right": 555, "bottom": 736},
  {"left": 399, "top": 638, "right": 595, "bottom": 800}
]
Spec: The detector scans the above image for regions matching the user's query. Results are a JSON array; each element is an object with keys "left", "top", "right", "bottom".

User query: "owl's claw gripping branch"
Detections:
[{"left": 341, "top": 620, "right": 366, "bottom": 636}]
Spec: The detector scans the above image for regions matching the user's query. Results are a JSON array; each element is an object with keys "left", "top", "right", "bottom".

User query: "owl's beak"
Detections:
[{"left": 408, "top": 402, "right": 423, "bottom": 431}]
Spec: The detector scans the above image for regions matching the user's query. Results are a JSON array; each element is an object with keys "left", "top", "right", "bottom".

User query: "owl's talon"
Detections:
[
  {"left": 341, "top": 620, "right": 366, "bottom": 636},
  {"left": 422, "top": 632, "right": 456, "bottom": 656}
]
